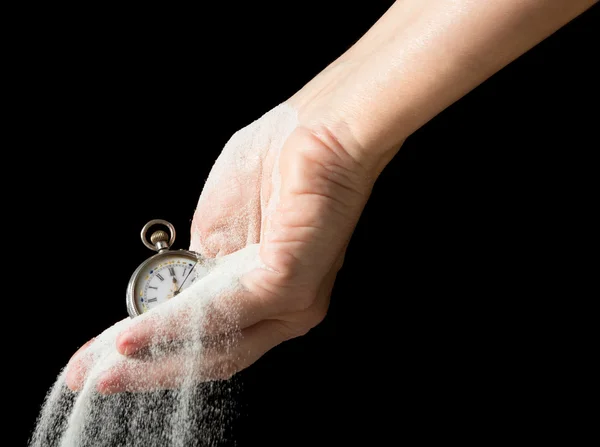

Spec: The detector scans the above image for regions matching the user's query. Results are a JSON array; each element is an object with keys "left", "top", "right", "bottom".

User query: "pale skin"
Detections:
[{"left": 66, "top": 0, "right": 596, "bottom": 393}]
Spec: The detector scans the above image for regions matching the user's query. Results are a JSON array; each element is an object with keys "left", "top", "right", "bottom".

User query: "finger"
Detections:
[
  {"left": 115, "top": 288, "right": 273, "bottom": 357},
  {"left": 101, "top": 319, "right": 291, "bottom": 394},
  {"left": 190, "top": 164, "right": 262, "bottom": 258},
  {"left": 190, "top": 209, "right": 259, "bottom": 258},
  {"left": 65, "top": 338, "right": 95, "bottom": 391},
  {"left": 115, "top": 309, "right": 191, "bottom": 357},
  {"left": 190, "top": 115, "right": 282, "bottom": 258},
  {"left": 117, "top": 273, "right": 293, "bottom": 357}
]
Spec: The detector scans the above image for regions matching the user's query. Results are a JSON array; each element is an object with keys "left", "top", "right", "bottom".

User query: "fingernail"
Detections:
[
  {"left": 117, "top": 331, "right": 135, "bottom": 355},
  {"left": 118, "top": 331, "right": 133, "bottom": 342}
]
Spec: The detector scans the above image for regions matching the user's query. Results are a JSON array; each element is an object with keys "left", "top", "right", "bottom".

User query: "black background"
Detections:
[{"left": 13, "top": 2, "right": 597, "bottom": 445}]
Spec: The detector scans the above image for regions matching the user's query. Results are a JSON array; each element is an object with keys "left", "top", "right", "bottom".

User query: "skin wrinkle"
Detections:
[
  {"left": 294, "top": 1, "right": 596, "bottom": 173},
  {"left": 305, "top": 124, "right": 371, "bottom": 187},
  {"left": 39, "top": 4, "right": 594, "bottom": 445}
]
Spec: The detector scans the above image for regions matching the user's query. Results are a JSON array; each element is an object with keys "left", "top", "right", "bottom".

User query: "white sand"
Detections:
[{"left": 29, "top": 103, "right": 299, "bottom": 446}]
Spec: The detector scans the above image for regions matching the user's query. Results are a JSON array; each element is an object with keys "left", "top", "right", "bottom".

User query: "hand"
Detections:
[
  {"left": 66, "top": 95, "right": 377, "bottom": 393},
  {"left": 66, "top": 0, "right": 594, "bottom": 393}
]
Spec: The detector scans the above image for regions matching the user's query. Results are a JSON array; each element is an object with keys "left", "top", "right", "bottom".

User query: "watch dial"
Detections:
[{"left": 134, "top": 254, "right": 209, "bottom": 314}]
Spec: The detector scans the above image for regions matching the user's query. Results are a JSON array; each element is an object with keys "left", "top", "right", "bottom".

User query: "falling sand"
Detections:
[{"left": 29, "top": 103, "right": 298, "bottom": 447}]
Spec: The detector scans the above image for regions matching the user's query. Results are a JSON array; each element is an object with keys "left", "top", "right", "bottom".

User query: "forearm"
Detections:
[{"left": 291, "top": 0, "right": 596, "bottom": 174}]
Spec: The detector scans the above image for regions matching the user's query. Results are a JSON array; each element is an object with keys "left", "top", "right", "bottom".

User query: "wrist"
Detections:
[{"left": 287, "top": 56, "right": 407, "bottom": 179}]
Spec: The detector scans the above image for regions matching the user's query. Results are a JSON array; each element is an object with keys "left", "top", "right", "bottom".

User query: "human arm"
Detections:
[
  {"left": 66, "top": 0, "right": 596, "bottom": 392},
  {"left": 290, "top": 0, "right": 596, "bottom": 174}
]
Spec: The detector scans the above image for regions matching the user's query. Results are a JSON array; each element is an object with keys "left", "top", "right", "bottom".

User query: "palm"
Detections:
[
  {"left": 191, "top": 106, "right": 370, "bottom": 334},
  {"left": 66, "top": 103, "right": 372, "bottom": 392}
]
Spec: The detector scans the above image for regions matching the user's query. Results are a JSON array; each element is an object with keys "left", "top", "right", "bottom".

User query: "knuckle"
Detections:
[
  {"left": 272, "top": 320, "right": 303, "bottom": 340},
  {"left": 290, "top": 323, "right": 311, "bottom": 338},
  {"left": 307, "top": 306, "right": 327, "bottom": 328},
  {"left": 299, "top": 307, "right": 327, "bottom": 335},
  {"left": 191, "top": 221, "right": 243, "bottom": 258},
  {"left": 292, "top": 291, "right": 318, "bottom": 312},
  {"left": 274, "top": 306, "right": 328, "bottom": 340}
]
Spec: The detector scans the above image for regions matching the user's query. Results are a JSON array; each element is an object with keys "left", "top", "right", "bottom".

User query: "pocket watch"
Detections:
[{"left": 126, "top": 219, "right": 209, "bottom": 318}]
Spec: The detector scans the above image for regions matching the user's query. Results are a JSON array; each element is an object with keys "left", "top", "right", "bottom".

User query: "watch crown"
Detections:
[
  {"left": 141, "top": 219, "right": 176, "bottom": 252},
  {"left": 150, "top": 230, "right": 169, "bottom": 245}
]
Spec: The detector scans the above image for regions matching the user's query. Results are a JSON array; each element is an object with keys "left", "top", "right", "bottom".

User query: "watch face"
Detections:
[{"left": 131, "top": 252, "right": 208, "bottom": 315}]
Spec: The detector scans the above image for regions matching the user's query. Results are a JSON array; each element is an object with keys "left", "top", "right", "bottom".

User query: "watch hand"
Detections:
[
  {"left": 175, "top": 263, "right": 198, "bottom": 295},
  {"left": 170, "top": 270, "right": 179, "bottom": 295}
]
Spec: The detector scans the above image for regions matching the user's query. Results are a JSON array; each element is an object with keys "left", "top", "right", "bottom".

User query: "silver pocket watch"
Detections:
[{"left": 126, "top": 219, "right": 209, "bottom": 318}]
